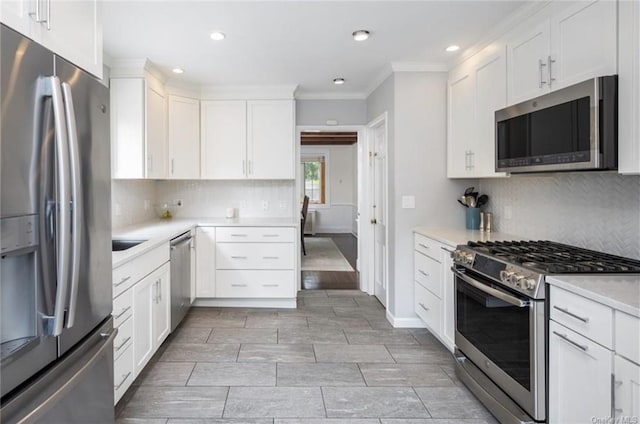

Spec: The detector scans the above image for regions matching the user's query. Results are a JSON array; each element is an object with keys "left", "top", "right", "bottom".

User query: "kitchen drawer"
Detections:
[
  {"left": 414, "top": 251, "right": 442, "bottom": 298},
  {"left": 113, "top": 344, "right": 134, "bottom": 405},
  {"left": 216, "top": 227, "right": 295, "bottom": 243},
  {"left": 550, "top": 286, "right": 613, "bottom": 349},
  {"left": 414, "top": 282, "right": 442, "bottom": 334},
  {"left": 216, "top": 270, "right": 295, "bottom": 298},
  {"left": 113, "top": 243, "right": 170, "bottom": 297},
  {"left": 216, "top": 243, "right": 294, "bottom": 270},
  {"left": 112, "top": 288, "right": 133, "bottom": 328},
  {"left": 113, "top": 316, "right": 133, "bottom": 361},
  {"left": 414, "top": 233, "right": 443, "bottom": 262},
  {"left": 615, "top": 311, "right": 640, "bottom": 364}
]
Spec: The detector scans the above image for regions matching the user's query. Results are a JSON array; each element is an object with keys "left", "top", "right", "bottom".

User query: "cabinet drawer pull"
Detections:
[
  {"left": 231, "top": 256, "right": 247, "bottom": 259},
  {"left": 418, "top": 243, "right": 429, "bottom": 249},
  {"left": 115, "top": 372, "right": 132, "bottom": 390},
  {"left": 263, "top": 284, "right": 279, "bottom": 287},
  {"left": 553, "top": 305, "right": 590, "bottom": 323},
  {"left": 115, "top": 336, "right": 131, "bottom": 352},
  {"left": 263, "top": 256, "right": 279, "bottom": 260},
  {"left": 418, "top": 270, "right": 429, "bottom": 277},
  {"left": 113, "top": 306, "right": 132, "bottom": 319},
  {"left": 231, "top": 284, "right": 247, "bottom": 287},
  {"left": 418, "top": 302, "right": 430, "bottom": 312},
  {"left": 552, "top": 331, "right": 588, "bottom": 352},
  {"left": 263, "top": 234, "right": 279, "bottom": 238},
  {"left": 114, "top": 276, "right": 131, "bottom": 287},
  {"left": 230, "top": 234, "right": 247, "bottom": 237}
]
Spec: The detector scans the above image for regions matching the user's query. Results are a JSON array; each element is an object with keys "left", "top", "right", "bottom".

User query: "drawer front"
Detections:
[
  {"left": 414, "top": 233, "right": 442, "bottom": 262},
  {"left": 216, "top": 243, "right": 294, "bottom": 270},
  {"left": 615, "top": 311, "right": 640, "bottom": 364},
  {"left": 550, "top": 286, "right": 613, "bottom": 348},
  {"left": 415, "top": 282, "right": 442, "bottom": 334},
  {"left": 113, "top": 344, "right": 134, "bottom": 405},
  {"left": 216, "top": 227, "right": 295, "bottom": 243},
  {"left": 113, "top": 243, "right": 170, "bottom": 297},
  {"left": 216, "top": 270, "right": 295, "bottom": 298},
  {"left": 414, "top": 251, "right": 442, "bottom": 298},
  {"left": 112, "top": 288, "right": 133, "bottom": 328},
  {"left": 113, "top": 316, "right": 133, "bottom": 360}
]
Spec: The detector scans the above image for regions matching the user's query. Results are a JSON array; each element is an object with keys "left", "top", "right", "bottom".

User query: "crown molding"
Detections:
[
  {"left": 108, "top": 58, "right": 167, "bottom": 83},
  {"left": 200, "top": 84, "right": 298, "bottom": 100},
  {"left": 364, "top": 64, "right": 393, "bottom": 99},
  {"left": 390, "top": 62, "right": 448, "bottom": 72},
  {"left": 295, "top": 91, "right": 367, "bottom": 100}
]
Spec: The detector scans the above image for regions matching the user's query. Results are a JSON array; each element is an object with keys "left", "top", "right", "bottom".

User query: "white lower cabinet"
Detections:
[
  {"left": 113, "top": 344, "right": 134, "bottom": 404},
  {"left": 412, "top": 232, "right": 455, "bottom": 351},
  {"left": 195, "top": 227, "right": 216, "bottom": 297},
  {"left": 614, "top": 355, "right": 640, "bottom": 420}
]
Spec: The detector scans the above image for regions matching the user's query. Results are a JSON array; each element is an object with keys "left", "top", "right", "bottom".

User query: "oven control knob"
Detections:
[
  {"left": 464, "top": 253, "right": 474, "bottom": 265},
  {"left": 500, "top": 270, "right": 513, "bottom": 282},
  {"left": 513, "top": 275, "right": 525, "bottom": 287},
  {"left": 453, "top": 250, "right": 461, "bottom": 262},
  {"left": 523, "top": 278, "right": 536, "bottom": 290},
  {"left": 508, "top": 273, "right": 522, "bottom": 285}
]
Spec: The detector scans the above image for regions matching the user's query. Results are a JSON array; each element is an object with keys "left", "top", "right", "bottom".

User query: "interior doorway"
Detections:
[{"left": 296, "top": 127, "right": 363, "bottom": 290}]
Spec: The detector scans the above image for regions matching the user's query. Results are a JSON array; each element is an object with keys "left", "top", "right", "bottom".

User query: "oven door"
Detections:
[{"left": 453, "top": 267, "right": 545, "bottom": 421}]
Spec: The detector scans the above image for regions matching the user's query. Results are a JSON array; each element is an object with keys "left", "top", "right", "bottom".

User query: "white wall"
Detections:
[
  {"left": 302, "top": 145, "right": 357, "bottom": 233},
  {"left": 480, "top": 173, "right": 640, "bottom": 260},
  {"left": 296, "top": 99, "right": 367, "bottom": 126}
]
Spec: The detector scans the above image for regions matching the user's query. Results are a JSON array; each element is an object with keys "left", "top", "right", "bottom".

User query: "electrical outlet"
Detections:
[
  {"left": 176, "top": 199, "right": 183, "bottom": 207},
  {"left": 504, "top": 205, "right": 512, "bottom": 220},
  {"left": 144, "top": 200, "right": 150, "bottom": 210},
  {"left": 262, "top": 200, "right": 269, "bottom": 211},
  {"left": 279, "top": 201, "right": 287, "bottom": 210},
  {"left": 115, "top": 203, "right": 122, "bottom": 217},
  {"left": 401, "top": 195, "right": 415, "bottom": 209}
]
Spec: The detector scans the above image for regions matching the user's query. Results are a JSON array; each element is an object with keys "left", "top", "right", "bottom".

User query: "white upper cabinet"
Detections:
[
  {"left": 247, "top": 100, "right": 295, "bottom": 179},
  {"left": 507, "top": 18, "right": 551, "bottom": 104},
  {"left": 110, "top": 75, "right": 167, "bottom": 179},
  {"left": 618, "top": 0, "right": 640, "bottom": 175},
  {"left": 549, "top": 0, "right": 617, "bottom": 90},
  {"left": 447, "top": 65, "right": 475, "bottom": 178},
  {"left": 201, "top": 99, "right": 295, "bottom": 180},
  {"left": 168, "top": 95, "right": 200, "bottom": 180},
  {"left": 201, "top": 100, "right": 247, "bottom": 179},
  {"left": 1, "top": 0, "right": 103, "bottom": 78}
]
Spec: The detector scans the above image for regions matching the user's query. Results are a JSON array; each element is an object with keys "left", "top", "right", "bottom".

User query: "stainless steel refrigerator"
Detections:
[{"left": 1, "top": 25, "right": 115, "bottom": 423}]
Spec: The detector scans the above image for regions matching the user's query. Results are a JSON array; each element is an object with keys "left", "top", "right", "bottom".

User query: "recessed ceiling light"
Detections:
[
  {"left": 333, "top": 78, "right": 345, "bottom": 85},
  {"left": 210, "top": 32, "right": 226, "bottom": 41},
  {"left": 172, "top": 68, "right": 184, "bottom": 74},
  {"left": 352, "top": 30, "right": 370, "bottom": 41},
  {"left": 446, "top": 45, "right": 460, "bottom": 52}
]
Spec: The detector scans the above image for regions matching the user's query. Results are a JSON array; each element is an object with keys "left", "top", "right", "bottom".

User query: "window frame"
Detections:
[{"left": 300, "top": 147, "right": 330, "bottom": 208}]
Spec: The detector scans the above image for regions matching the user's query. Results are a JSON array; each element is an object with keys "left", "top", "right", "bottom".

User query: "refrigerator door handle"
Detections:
[
  {"left": 45, "top": 76, "right": 72, "bottom": 337},
  {"left": 61, "top": 82, "right": 82, "bottom": 328}
]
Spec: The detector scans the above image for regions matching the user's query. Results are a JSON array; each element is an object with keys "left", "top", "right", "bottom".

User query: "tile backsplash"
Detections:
[
  {"left": 111, "top": 180, "right": 158, "bottom": 229},
  {"left": 480, "top": 172, "right": 640, "bottom": 260}
]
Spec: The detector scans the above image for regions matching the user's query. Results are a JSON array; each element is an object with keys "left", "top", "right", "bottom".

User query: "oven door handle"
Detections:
[{"left": 452, "top": 268, "right": 530, "bottom": 308}]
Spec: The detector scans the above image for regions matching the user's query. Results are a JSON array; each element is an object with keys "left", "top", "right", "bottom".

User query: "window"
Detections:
[{"left": 302, "top": 154, "right": 326, "bottom": 204}]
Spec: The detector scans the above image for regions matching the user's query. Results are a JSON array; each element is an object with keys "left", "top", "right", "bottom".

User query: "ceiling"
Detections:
[{"left": 102, "top": 1, "right": 527, "bottom": 98}]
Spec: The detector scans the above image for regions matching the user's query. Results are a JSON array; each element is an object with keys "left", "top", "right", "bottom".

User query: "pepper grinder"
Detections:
[
  {"left": 479, "top": 212, "right": 486, "bottom": 232},
  {"left": 485, "top": 212, "right": 493, "bottom": 233}
]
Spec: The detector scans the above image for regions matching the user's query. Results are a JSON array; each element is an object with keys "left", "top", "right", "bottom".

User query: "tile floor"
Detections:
[{"left": 116, "top": 290, "right": 497, "bottom": 424}]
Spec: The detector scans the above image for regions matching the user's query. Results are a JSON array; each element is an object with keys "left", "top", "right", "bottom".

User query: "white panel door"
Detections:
[
  {"left": 145, "top": 85, "right": 167, "bottom": 179},
  {"left": 614, "top": 355, "right": 640, "bottom": 421},
  {"left": 507, "top": 19, "right": 551, "bottom": 104},
  {"left": 447, "top": 67, "right": 475, "bottom": 178},
  {"left": 550, "top": 0, "right": 617, "bottom": 90},
  {"left": 110, "top": 78, "right": 145, "bottom": 179},
  {"left": 168, "top": 95, "right": 200, "bottom": 179},
  {"left": 247, "top": 100, "right": 295, "bottom": 179},
  {"left": 132, "top": 273, "right": 155, "bottom": 375},
  {"left": 153, "top": 263, "right": 171, "bottom": 347},
  {"left": 371, "top": 121, "right": 387, "bottom": 307},
  {"left": 474, "top": 46, "right": 508, "bottom": 178},
  {"left": 549, "top": 321, "right": 612, "bottom": 424},
  {"left": 195, "top": 227, "right": 216, "bottom": 297},
  {"left": 201, "top": 101, "right": 247, "bottom": 179}
]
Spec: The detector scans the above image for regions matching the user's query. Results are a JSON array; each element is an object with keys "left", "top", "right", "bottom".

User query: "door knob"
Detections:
[{"left": 370, "top": 219, "right": 377, "bottom": 225}]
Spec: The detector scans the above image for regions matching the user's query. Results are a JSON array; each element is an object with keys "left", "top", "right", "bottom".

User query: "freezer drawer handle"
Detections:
[
  {"left": 113, "top": 306, "right": 132, "bottom": 319},
  {"left": 115, "top": 372, "right": 132, "bottom": 391},
  {"left": 18, "top": 329, "right": 117, "bottom": 423},
  {"left": 114, "top": 276, "right": 131, "bottom": 287},
  {"left": 115, "top": 337, "right": 131, "bottom": 352}
]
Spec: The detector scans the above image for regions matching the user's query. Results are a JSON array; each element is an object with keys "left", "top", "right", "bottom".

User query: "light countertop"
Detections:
[
  {"left": 547, "top": 275, "right": 640, "bottom": 317},
  {"left": 113, "top": 217, "right": 299, "bottom": 268},
  {"left": 413, "top": 227, "right": 523, "bottom": 247}
]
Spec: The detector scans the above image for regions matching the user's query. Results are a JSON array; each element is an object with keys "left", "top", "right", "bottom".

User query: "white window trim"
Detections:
[{"left": 300, "top": 146, "right": 330, "bottom": 209}]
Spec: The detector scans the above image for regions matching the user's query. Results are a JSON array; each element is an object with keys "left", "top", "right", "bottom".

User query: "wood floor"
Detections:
[{"left": 301, "top": 233, "right": 359, "bottom": 290}]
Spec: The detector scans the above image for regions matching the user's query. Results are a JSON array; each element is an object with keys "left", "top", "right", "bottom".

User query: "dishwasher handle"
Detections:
[{"left": 171, "top": 233, "right": 192, "bottom": 249}]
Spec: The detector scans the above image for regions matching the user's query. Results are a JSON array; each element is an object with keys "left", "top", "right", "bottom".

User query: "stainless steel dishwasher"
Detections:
[{"left": 170, "top": 232, "right": 193, "bottom": 331}]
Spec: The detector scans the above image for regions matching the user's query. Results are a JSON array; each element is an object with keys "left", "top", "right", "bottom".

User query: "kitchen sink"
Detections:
[{"left": 112, "top": 239, "right": 147, "bottom": 252}]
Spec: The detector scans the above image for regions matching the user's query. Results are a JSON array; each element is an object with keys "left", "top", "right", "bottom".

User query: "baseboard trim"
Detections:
[
  {"left": 385, "top": 310, "right": 427, "bottom": 328},
  {"left": 193, "top": 298, "right": 297, "bottom": 308}
]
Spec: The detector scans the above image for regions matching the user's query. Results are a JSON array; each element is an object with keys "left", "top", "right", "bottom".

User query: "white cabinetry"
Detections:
[
  {"left": 412, "top": 232, "right": 455, "bottom": 351},
  {"left": 110, "top": 75, "right": 167, "bottom": 179},
  {"left": 195, "top": 227, "right": 216, "bottom": 297},
  {"left": 614, "top": 355, "right": 640, "bottom": 421},
  {"left": 447, "top": 44, "right": 507, "bottom": 179},
  {"left": 200, "top": 100, "right": 295, "bottom": 180},
  {"left": 168, "top": 95, "right": 200, "bottom": 179},
  {"left": 1, "top": 0, "right": 102, "bottom": 77},
  {"left": 619, "top": 0, "right": 640, "bottom": 174}
]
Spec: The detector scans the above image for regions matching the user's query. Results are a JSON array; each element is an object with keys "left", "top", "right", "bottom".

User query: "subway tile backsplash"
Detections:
[
  {"left": 479, "top": 172, "right": 640, "bottom": 260},
  {"left": 111, "top": 179, "right": 158, "bottom": 229}
]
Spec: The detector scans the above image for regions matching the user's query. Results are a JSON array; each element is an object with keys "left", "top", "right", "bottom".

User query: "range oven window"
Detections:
[{"left": 456, "top": 274, "right": 531, "bottom": 390}]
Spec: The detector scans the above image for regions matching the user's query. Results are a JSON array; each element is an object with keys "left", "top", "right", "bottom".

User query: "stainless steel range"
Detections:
[{"left": 451, "top": 240, "right": 640, "bottom": 424}]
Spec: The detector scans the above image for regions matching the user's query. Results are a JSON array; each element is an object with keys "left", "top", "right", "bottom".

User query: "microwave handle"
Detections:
[{"left": 452, "top": 268, "right": 530, "bottom": 308}]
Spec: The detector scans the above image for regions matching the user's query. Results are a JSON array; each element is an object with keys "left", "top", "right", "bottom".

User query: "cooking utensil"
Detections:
[
  {"left": 458, "top": 199, "right": 468, "bottom": 208},
  {"left": 464, "top": 187, "right": 475, "bottom": 196},
  {"left": 459, "top": 195, "right": 468, "bottom": 205},
  {"left": 476, "top": 194, "right": 489, "bottom": 208},
  {"left": 467, "top": 196, "right": 477, "bottom": 208}
]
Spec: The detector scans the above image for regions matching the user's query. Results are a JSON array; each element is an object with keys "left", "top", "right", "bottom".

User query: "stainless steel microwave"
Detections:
[{"left": 495, "top": 76, "right": 618, "bottom": 173}]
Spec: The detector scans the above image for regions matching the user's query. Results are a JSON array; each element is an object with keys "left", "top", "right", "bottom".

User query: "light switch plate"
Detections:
[{"left": 402, "top": 196, "right": 415, "bottom": 209}]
